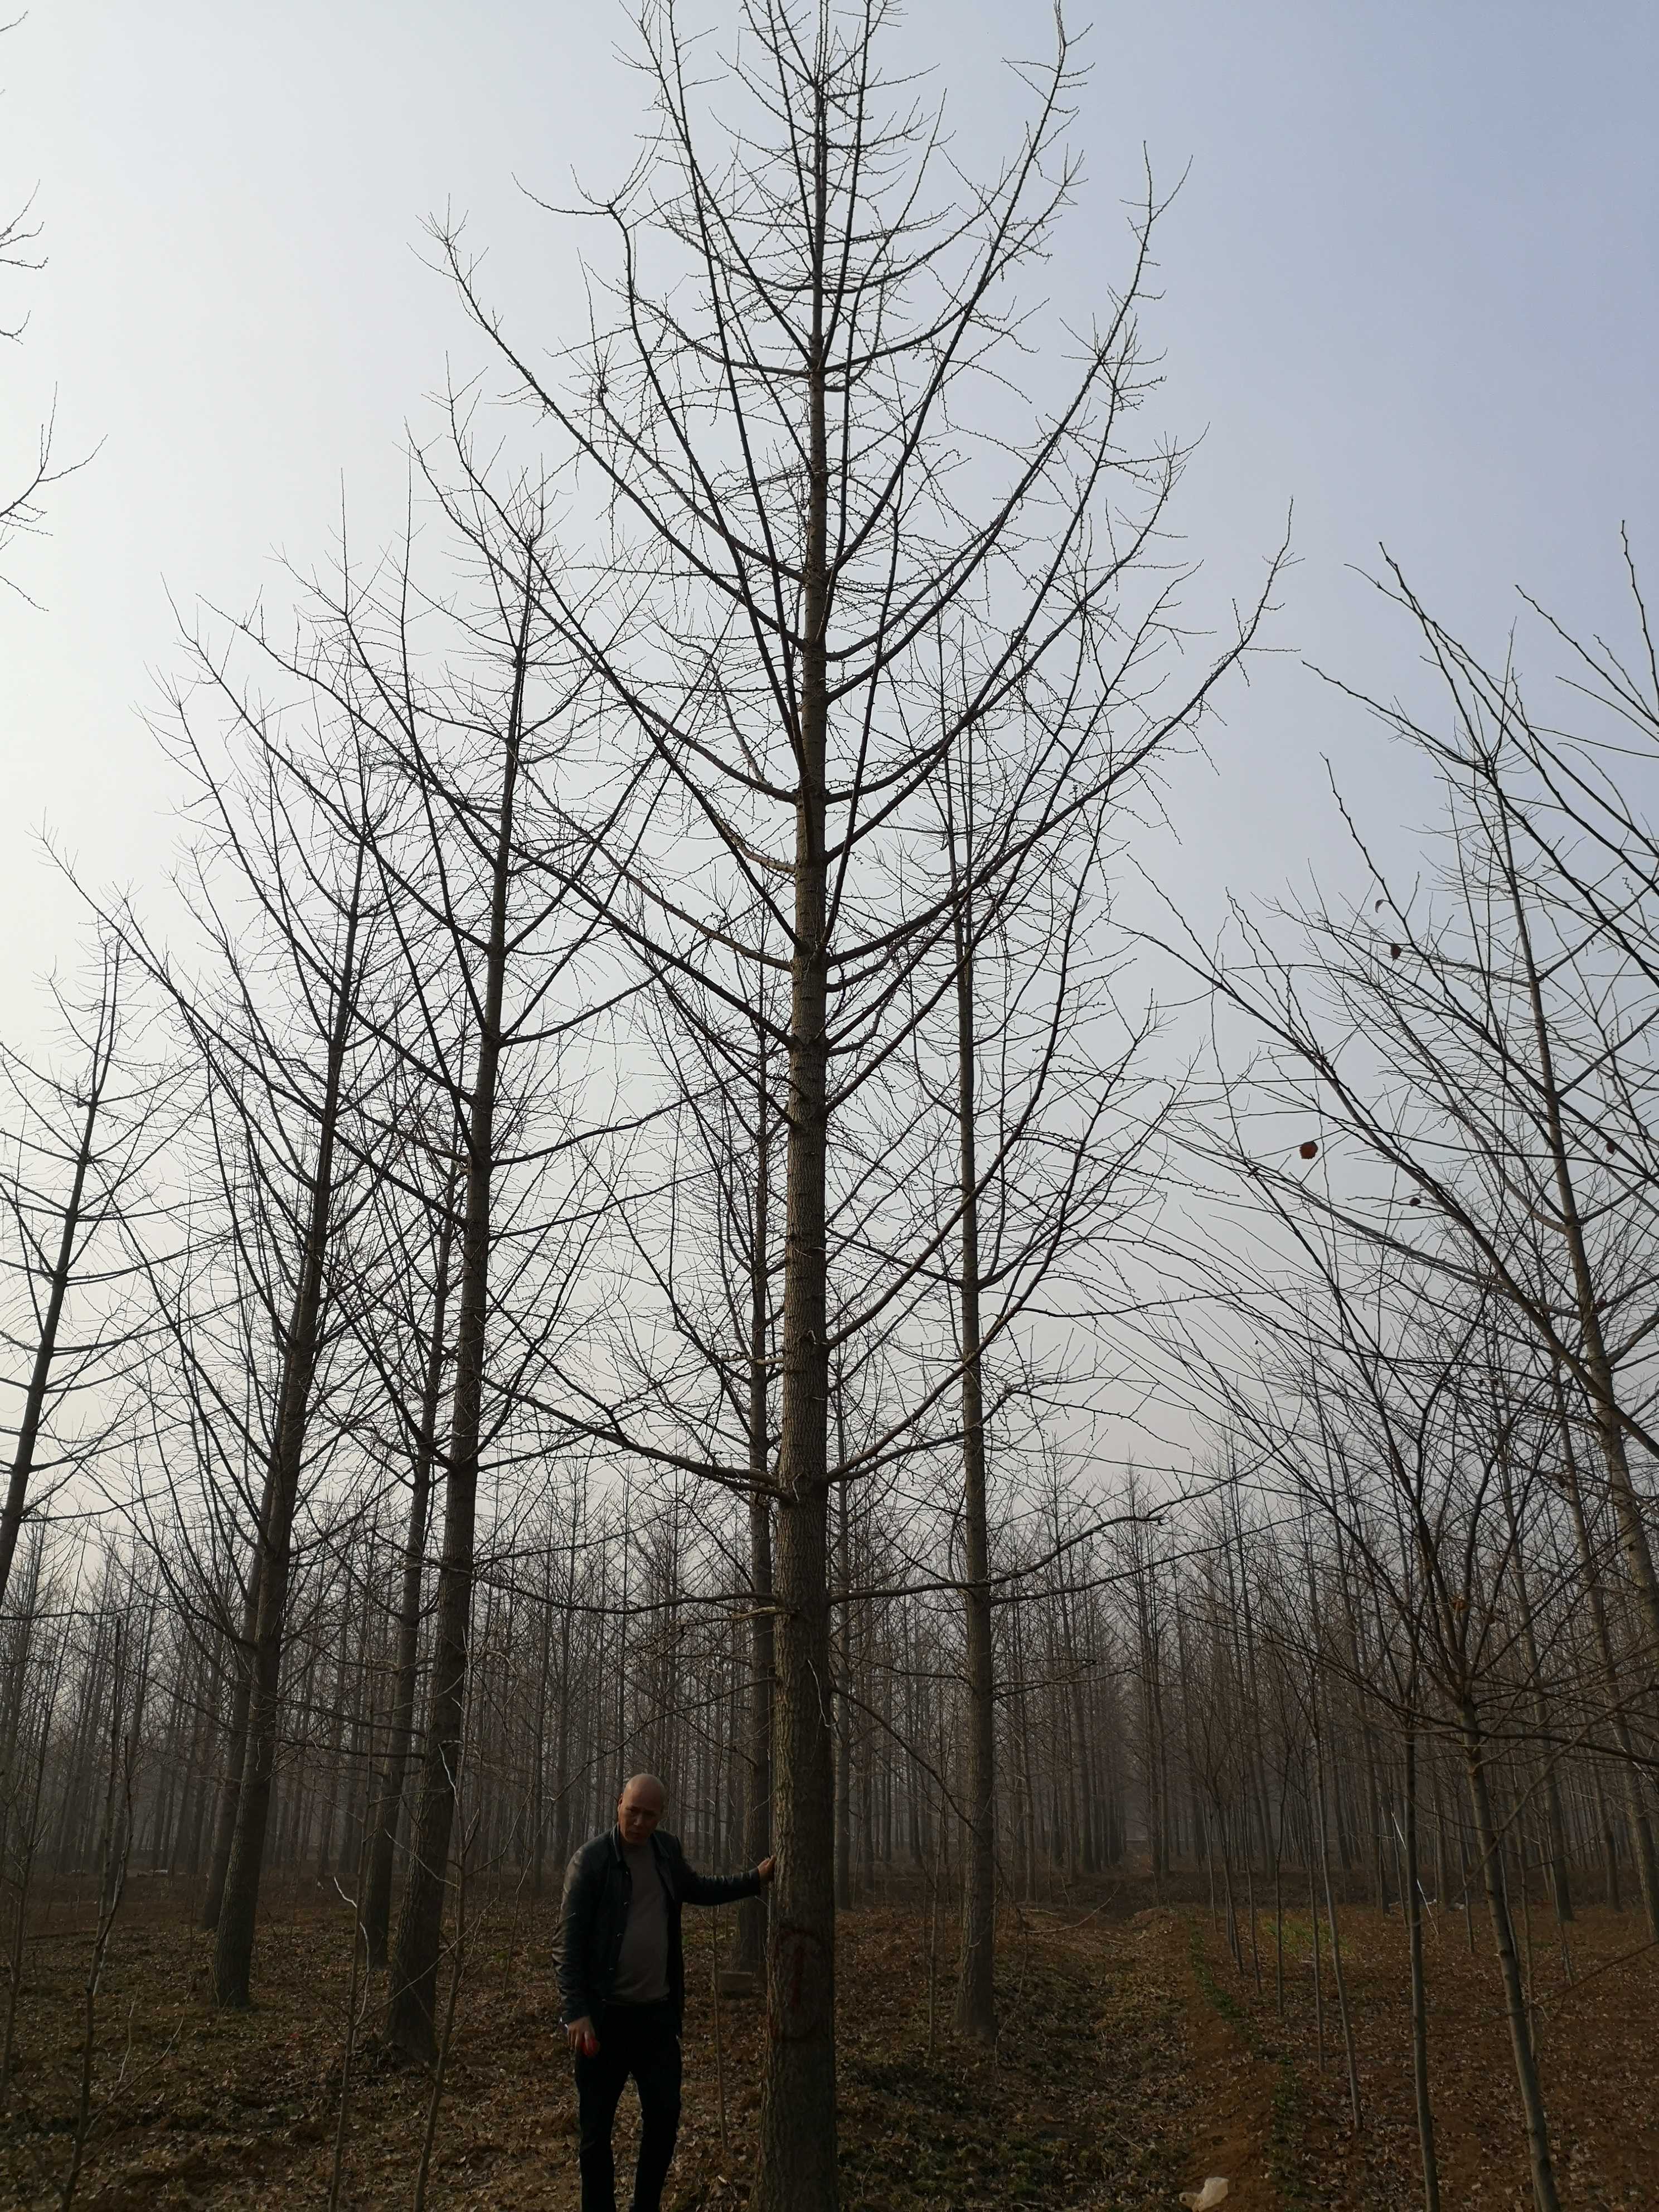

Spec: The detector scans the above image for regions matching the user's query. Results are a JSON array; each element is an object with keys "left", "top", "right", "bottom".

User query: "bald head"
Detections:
[{"left": 617, "top": 1772, "right": 666, "bottom": 1846}]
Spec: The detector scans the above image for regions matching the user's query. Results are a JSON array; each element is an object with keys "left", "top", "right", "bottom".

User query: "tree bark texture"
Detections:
[
  {"left": 952, "top": 916, "right": 996, "bottom": 2040},
  {"left": 385, "top": 620, "right": 523, "bottom": 2063},
  {"left": 363, "top": 1194, "right": 455, "bottom": 1967},
  {"left": 1551, "top": 1370, "right": 1659, "bottom": 1941},
  {"left": 737, "top": 1070, "right": 774, "bottom": 1975},
  {"left": 215, "top": 876, "right": 363, "bottom": 2006},
  {"left": 200, "top": 1559, "right": 260, "bottom": 1931},
  {"left": 755, "top": 274, "right": 837, "bottom": 2212},
  {"left": 1461, "top": 1697, "right": 1560, "bottom": 2212}
]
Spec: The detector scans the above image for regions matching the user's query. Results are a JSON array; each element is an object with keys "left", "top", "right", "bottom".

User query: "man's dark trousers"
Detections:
[{"left": 574, "top": 2000, "right": 681, "bottom": 2212}]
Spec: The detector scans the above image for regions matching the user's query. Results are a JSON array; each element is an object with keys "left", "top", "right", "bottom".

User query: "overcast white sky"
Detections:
[{"left": 1, "top": 0, "right": 1656, "bottom": 1055}]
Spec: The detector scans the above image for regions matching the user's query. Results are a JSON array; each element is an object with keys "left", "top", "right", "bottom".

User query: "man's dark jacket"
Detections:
[{"left": 556, "top": 1828, "right": 760, "bottom": 2031}]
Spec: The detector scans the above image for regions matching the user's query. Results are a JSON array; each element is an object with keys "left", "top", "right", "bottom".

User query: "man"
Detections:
[{"left": 557, "top": 1772, "right": 776, "bottom": 2212}]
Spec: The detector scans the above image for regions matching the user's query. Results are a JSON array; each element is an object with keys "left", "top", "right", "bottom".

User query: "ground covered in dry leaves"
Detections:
[
  {"left": 1177, "top": 1895, "right": 1658, "bottom": 2210},
  {"left": 0, "top": 1876, "right": 1654, "bottom": 2207}
]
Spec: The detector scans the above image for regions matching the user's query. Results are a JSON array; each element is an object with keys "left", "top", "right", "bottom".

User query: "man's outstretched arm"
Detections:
[{"left": 677, "top": 1848, "right": 777, "bottom": 1906}]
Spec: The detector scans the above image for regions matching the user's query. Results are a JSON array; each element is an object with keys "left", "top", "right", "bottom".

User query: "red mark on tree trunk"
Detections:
[{"left": 771, "top": 1924, "right": 828, "bottom": 2041}]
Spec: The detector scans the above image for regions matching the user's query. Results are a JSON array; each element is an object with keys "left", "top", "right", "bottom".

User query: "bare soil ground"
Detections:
[
  {"left": 0, "top": 1876, "right": 1653, "bottom": 2208},
  {"left": 0, "top": 1884, "right": 1190, "bottom": 2211},
  {"left": 1174, "top": 1893, "right": 1659, "bottom": 2210}
]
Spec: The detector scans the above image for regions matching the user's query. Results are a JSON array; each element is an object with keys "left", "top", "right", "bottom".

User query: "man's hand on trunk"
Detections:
[{"left": 758, "top": 1856, "right": 777, "bottom": 1883}]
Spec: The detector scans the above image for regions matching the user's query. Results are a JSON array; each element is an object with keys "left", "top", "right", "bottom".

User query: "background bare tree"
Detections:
[{"left": 0, "top": 943, "right": 162, "bottom": 1619}]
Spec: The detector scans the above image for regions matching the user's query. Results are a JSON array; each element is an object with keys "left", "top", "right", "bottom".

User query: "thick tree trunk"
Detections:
[
  {"left": 215, "top": 876, "right": 362, "bottom": 2007},
  {"left": 1461, "top": 1695, "right": 1560, "bottom": 2212},
  {"left": 385, "top": 615, "right": 523, "bottom": 2064},
  {"left": 201, "top": 1562, "right": 261, "bottom": 1930},
  {"left": 834, "top": 1394, "right": 853, "bottom": 1913},
  {"left": 757, "top": 1479, "right": 835, "bottom": 2205},
  {"left": 1552, "top": 1368, "right": 1659, "bottom": 1939},
  {"left": 738, "top": 1074, "right": 775, "bottom": 1974},
  {"left": 754, "top": 256, "right": 837, "bottom": 2211},
  {"left": 738, "top": 1481, "right": 775, "bottom": 1973},
  {"left": 363, "top": 1195, "right": 455, "bottom": 1967},
  {"left": 952, "top": 906, "right": 996, "bottom": 2040},
  {"left": 383, "top": 1094, "right": 496, "bottom": 2063},
  {"left": 1403, "top": 1723, "right": 1440, "bottom": 2212}
]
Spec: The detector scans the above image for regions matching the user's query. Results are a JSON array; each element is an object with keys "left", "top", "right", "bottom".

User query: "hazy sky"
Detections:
[{"left": 2, "top": 0, "right": 1656, "bottom": 1052}]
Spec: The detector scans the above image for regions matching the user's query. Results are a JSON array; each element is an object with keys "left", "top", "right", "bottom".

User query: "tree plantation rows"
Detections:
[
  {"left": 11, "top": 1454, "right": 1658, "bottom": 1923},
  {"left": 2, "top": 7, "right": 1656, "bottom": 2211}
]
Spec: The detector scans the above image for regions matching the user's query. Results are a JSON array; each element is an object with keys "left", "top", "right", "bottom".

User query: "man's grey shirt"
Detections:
[{"left": 612, "top": 1842, "right": 670, "bottom": 2004}]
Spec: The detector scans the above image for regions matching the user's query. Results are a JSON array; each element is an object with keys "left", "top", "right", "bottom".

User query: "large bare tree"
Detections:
[{"left": 440, "top": 4, "right": 1276, "bottom": 2196}]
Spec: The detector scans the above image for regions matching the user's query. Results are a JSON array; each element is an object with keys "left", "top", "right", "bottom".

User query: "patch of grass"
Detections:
[
  {"left": 1265, "top": 1910, "right": 1321, "bottom": 1966},
  {"left": 836, "top": 1937, "right": 1186, "bottom": 2211},
  {"left": 1187, "top": 1918, "right": 1314, "bottom": 2211}
]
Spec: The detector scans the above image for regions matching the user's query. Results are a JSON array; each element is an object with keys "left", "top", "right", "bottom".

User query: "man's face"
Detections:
[{"left": 617, "top": 1781, "right": 664, "bottom": 1847}]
